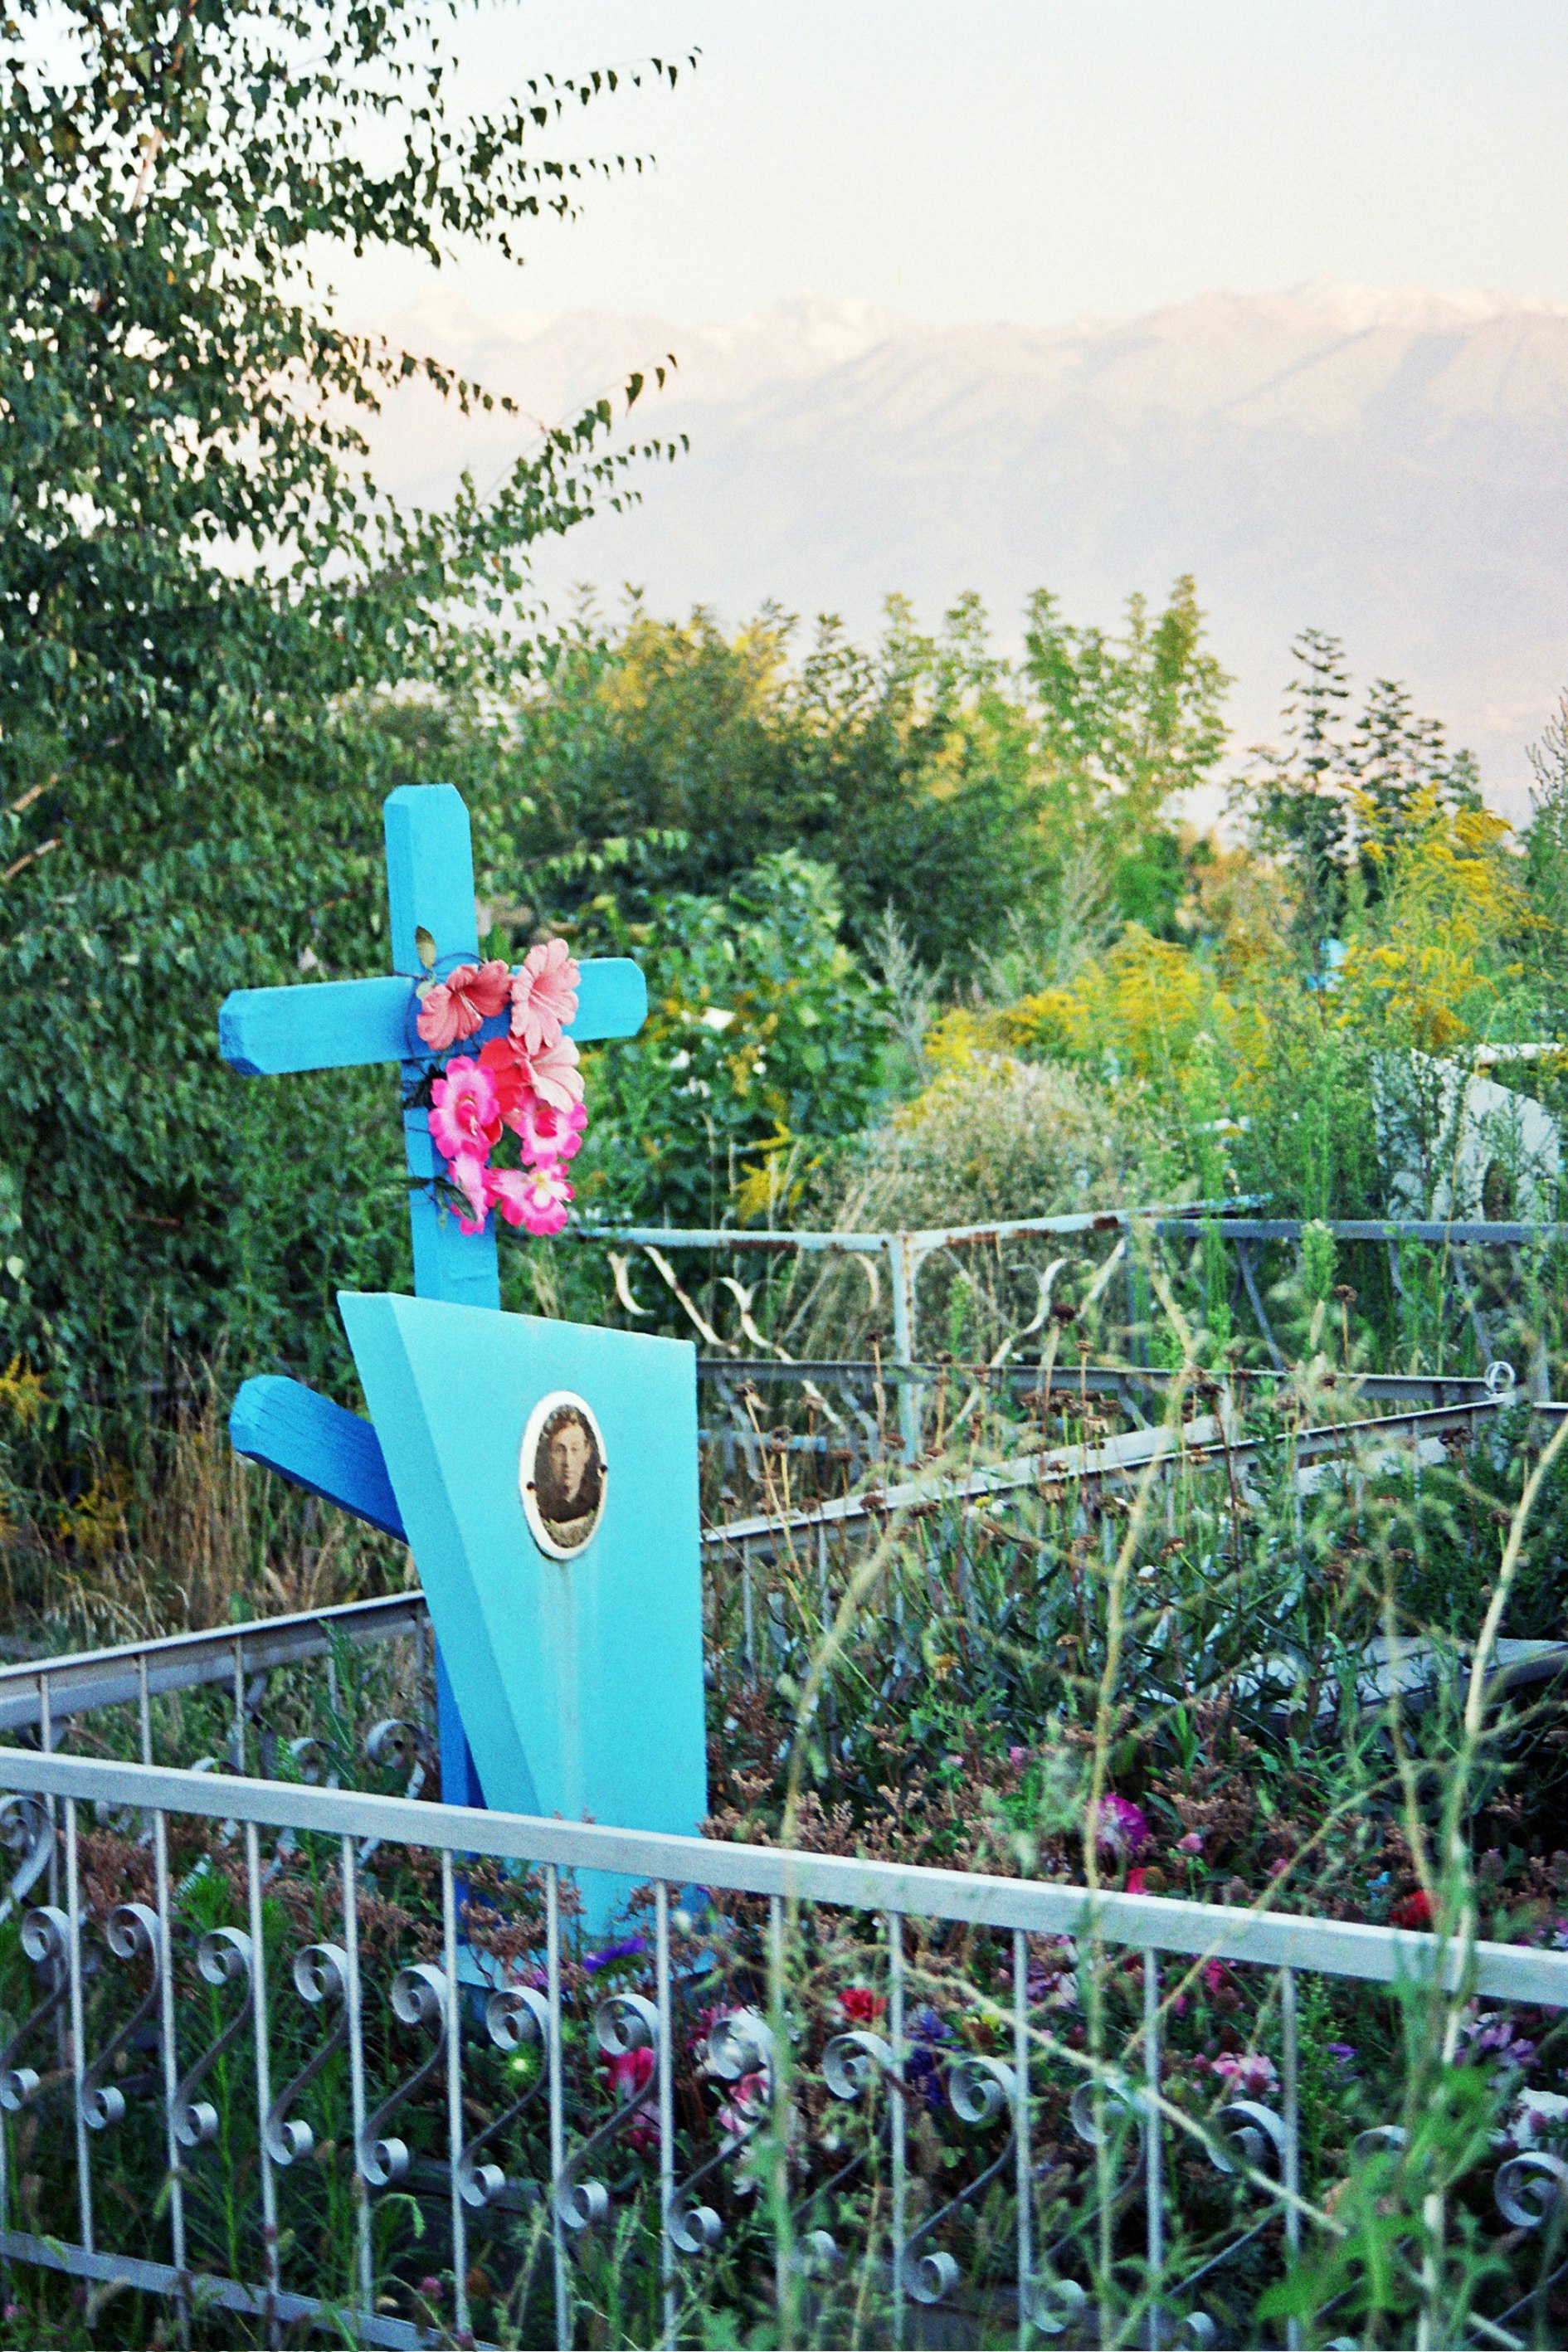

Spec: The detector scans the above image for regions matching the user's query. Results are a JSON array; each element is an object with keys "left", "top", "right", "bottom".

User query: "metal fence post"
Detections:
[{"left": 886, "top": 1234, "right": 922, "bottom": 1461}]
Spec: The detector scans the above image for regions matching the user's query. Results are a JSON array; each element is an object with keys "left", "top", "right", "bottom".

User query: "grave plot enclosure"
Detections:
[{"left": 2, "top": 1743, "right": 1567, "bottom": 2351}]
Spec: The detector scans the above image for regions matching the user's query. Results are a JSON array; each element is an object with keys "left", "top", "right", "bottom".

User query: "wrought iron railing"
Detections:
[
  {"left": 0, "top": 1746, "right": 1563, "bottom": 2349},
  {"left": 577, "top": 1205, "right": 1568, "bottom": 1456}
]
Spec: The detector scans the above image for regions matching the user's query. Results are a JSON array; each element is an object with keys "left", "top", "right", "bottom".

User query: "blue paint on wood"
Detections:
[
  {"left": 383, "top": 784, "right": 479, "bottom": 976},
  {"left": 338, "top": 1293, "right": 708, "bottom": 1843},
  {"left": 382, "top": 788, "right": 503, "bottom": 1314},
  {"left": 229, "top": 1376, "right": 407, "bottom": 1541},
  {"left": 436, "top": 1650, "right": 487, "bottom": 1809},
  {"left": 217, "top": 976, "right": 413, "bottom": 1078},
  {"left": 217, "top": 960, "right": 646, "bottom": 1079},
  {"left": 570, "top": 959, "right": 648, "bottom": 1040}
]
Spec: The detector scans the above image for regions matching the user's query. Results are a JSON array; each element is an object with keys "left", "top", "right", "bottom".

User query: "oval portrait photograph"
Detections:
[{"left": 519, "top": 1391, "right": 607, "bottom": 1560}]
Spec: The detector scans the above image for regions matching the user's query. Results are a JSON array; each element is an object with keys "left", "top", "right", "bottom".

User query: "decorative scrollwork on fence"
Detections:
[
  {"left": 1203, "top": 2096, "right": 1286, "bottom": 2181},
  {"left": 265, "top": 1942, "right": 350, "bottom": 2165},
  {"left": 1027, "top": 2077, "right": 1147, "bottom": 2321},
  {"left": 1495, "top": 2149, "right": 1568, "bottom": 2229},
  {"left": 0, "top": 1797, "right": 51, "bottom": 1924},
  {"left": 900, "top": 2053, "right": 1017, "bottom": 2306},
  {"left": 1147, "top": 2091, "right": 1292, "bottom": 2328},
  {"left": 821, "top": 2027, "right": 894, "bottom": 2101},
  {"left": 1026, "top": 2272, "right": 1091, "bottom": 2339},
  {"left": 793, "top": 2025, "right": 898, "bottom": 2270},
  {"left": 357, "top": 1724, "right": 436, "bottom": 1868},
  {"left": 557, "top": 1993, "right": 662, "bottom": 2235},
  {"left": 172, "top": 1928, "right": 255, "bottom": 2149},
  {"left": 668, "top": 2005, "right": 776, "bottom": 2256},
  {"left": 358, "top": 1961, "right": 449, "bottom": 2188},
  {"left": 457, "top": 1984, "right": 551, "bottom": 2208},
  {"left": 1061, "top": 2077, "right": 1148, "bottom": 2231},
  {"left": 80, "top": 1903, "right": 162, "bottom": 2131},
  {"left": 364, "top": 1720, "right": 433, "bottom": 1798},
  {"left": 0, "top": 1905, "right": 73, "bottom": 2111}
]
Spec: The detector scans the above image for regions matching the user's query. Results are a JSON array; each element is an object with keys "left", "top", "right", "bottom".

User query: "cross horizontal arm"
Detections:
[{"left": 218, "top": 958, "right": 648, "bottom": 1078}]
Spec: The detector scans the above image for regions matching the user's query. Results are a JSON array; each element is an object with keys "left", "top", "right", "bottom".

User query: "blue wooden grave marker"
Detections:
[
  {"left": 337, "top": 1293, "right": 706, "bottom": 1853},
  {"left": 220, "top": 784, "right": 653, "bottom": 1810}
]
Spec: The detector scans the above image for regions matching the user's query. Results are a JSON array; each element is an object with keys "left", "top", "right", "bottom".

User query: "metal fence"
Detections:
[
  {"left": 0, "top": 1361, "right": 1556, "bottom": 1763},
  {"left": 0, "top": 1744, "right": 1564, "bottom": 2350},
  {"left": 578, "top": 1208, "right": 1568, "bottom": 1459}
]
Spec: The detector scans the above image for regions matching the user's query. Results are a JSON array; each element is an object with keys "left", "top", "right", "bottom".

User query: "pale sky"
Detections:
[{"left": 344, "top": 0, "right": 1568, "bottom": 329}]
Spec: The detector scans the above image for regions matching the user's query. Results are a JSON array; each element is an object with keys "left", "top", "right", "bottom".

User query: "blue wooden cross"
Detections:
[{"left": 220, "top": 785, "right": 646, "bottom": 1806}]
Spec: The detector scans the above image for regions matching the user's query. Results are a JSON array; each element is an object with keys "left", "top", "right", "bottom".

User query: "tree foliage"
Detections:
[
  {"left": 0, "top": 0, "right": 683, "bottom": 1436},
  {"left": 1236, "top": 629, "right": 1483, "bottom": 965},
  {"left": 468, "top": 577, "right": 1232, "bottom": 971}
]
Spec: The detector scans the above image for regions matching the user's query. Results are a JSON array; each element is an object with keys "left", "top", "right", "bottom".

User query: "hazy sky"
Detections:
[{"left": 347, "top": 0, "right": 1568, "bottom": 327}]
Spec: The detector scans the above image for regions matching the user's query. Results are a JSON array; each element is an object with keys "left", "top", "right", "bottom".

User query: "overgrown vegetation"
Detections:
[{"left": 6, "top": 2, "right": 1568, "bottom": 2344}]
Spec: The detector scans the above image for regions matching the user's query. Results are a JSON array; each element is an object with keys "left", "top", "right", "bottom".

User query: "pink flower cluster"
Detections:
[
  {"left": 420, "top": 941, "right": 586, "bottom": 1239},
  {"left": 1197, "top": 2048, "right": 1278, "bottom": 2100}
]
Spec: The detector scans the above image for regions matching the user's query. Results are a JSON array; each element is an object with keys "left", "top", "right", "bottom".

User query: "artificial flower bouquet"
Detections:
[{"left": 415, "top": 939, "right": 586, "bottom": 1239}]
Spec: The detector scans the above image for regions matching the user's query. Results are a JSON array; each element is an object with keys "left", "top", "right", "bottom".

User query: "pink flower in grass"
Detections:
[
  {"left": 523, "top": 1033, "right": 584, "bottom": 1113},
  {"left": 416, "top": 959, "right": 512, "bottom": 1051},
  {"left": 510, "top": 938, "right": 580, "bottom": 1054},
  {"left": 1094, "top": 1795, "right": 1152, "bottom": 1859},
  {"left": 1205, "top": 2049, "right": 1278, "bottom": 2100},
  {"left": 447, "top": 1150, "right": 491, "bottom": 1235},
  {"left": 487, "top": 1165, "right": 572, "bottom": 1238},
  {"left": 716, "top": 2070, "right": 769, "bottom": 2139},
  {"left": 429, "top": 1058, "right": 502, "bottom": 1162},
  {"left": 1177, "top": 1832, "right": 1205, "bottom": 1855}
]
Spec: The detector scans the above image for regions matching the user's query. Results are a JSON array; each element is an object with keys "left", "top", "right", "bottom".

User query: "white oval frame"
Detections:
[{"left": 519, "top": 1390, "right": 608, "bottom": 1561}]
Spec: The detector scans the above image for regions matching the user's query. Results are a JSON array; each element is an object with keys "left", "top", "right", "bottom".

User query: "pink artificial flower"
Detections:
[
  {"left": 510, "top": 937, "right": 580, "bottom": 1055},
  {"left": 477, "top": 1034, "right": 529, "bottom": 1118},
  {"left": 1177, "top": 1832, "right": 1205, "bottom": 1855},
  {"left": 429, "top": 1057, "right": 501, "bottom": 1162},
  {"left": 602, "top": 2045, "right": 659, "bottom": 2154},
  {"left": 715, "top": 2070, "right": 769, "bottom": 2139},
  {"left": 523, "top": 1033, "right": 584, "bottom": 1113},
  {"left": 487, "top": 1165, "right": 572, "bottom": 1239},
  {"left": 1205, "top": 2050, "right": 1278, "bottom": 2100},
  {"left": 1126, "top": 1867, "right": 1151, "bottom": 1896},
  {"left": 1201, "top": 1959, "right": 1230, "bottom": 1994},
  {"left": 447, "top": 1150, "right": 490, "bottom": 1235},
  {"left": 416, "top": 958, "right": 511, "bottom": 1051},
  {"left": 513, "top": 1090, "right": 587, "bottom": 1166}
]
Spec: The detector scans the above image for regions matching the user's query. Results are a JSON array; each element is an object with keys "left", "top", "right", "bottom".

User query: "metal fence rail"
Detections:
[
  {"left": 0, "top": 1371, "right": 1551, "bottom": 1746},
  {"left": 577, "top": 1205, "right": 1566, "bottom": 1454},
  {"left": 709, "top": 1385, "right": 1527, "bottom": 1551},
  {"left": 0, "top": 1746, "right": 1563, "bottom": 2350},
  {"left": 0, "top": 1593, "right": 426, "bottom": 1738}
]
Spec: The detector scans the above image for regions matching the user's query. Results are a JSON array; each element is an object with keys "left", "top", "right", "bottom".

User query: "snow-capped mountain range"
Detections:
[{"left": 361, "top": 282, "right": 1568, "bottom": 804}]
